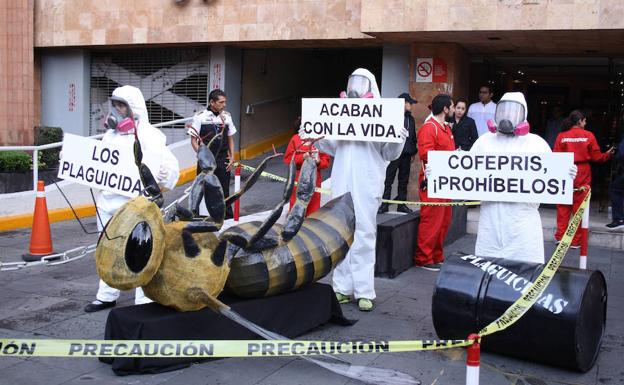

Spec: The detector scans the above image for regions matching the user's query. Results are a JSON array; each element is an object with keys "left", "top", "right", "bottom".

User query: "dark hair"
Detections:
[
  {"left": 455, "top": 97, "right": 468, "bottom": 108},
  {"left": 431, "top": 94, "right": 453, "bottom": 115},
  {"left": 561, "top": 110, "right": 585, "bottom": 131},
  {"left": 209, "top": 89, "right": 226, "bottom": 103},
  {"left": 479, "top": 84, "right": 493, "bottom": 94}
]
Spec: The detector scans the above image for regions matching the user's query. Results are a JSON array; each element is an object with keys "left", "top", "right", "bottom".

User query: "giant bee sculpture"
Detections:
[
  {"left": 93, "top": 129, "right": 421, "bottom": 385},
  {"left": 95, "top": 129, "right": 355, "bottom": 312}
]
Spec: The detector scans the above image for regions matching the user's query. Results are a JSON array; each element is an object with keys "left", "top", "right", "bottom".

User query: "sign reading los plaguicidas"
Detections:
[
  {"left": 301, "top": 98, "right": 404, "bottom": 143},
  {"left": 57, "top": 133, "right": 162, "bottom": 198}
]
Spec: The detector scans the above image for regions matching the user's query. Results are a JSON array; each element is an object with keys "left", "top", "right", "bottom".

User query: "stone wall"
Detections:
[
  {"left": 34, "top": 0, "right": 369, "bottom": 47},
  {"left": 0, "top": 0, "right": 35, "bottom": 145},
  {"left": 361, "top": 0, "right": 624, "bottom": 32}
]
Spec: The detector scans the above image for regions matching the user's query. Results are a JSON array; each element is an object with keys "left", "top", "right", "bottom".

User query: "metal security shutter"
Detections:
[{"left": 90, "top": 48, "right": 210, "bottom": 143}]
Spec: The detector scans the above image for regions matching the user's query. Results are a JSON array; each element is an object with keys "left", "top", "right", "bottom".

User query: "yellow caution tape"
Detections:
[
  {"left": 477, "top": 189, "right": 590, "bottom": 338},
  {"left": 0, "top": 339, "right": 473, "bottom": 358},
  {"left": 0, "top": 158, "right": 588, "bottom": 360},
  {"left": 235, "top": 163, "right": 481, "bottom": 206}
]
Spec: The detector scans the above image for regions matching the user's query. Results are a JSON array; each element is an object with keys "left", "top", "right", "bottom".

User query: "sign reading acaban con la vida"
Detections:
[{"left": 301, "top": 98, "right": 405, "bottom": 143}]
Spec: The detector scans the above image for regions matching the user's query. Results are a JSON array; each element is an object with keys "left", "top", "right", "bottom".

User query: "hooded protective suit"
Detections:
[
  {"left": 314, "top": 69, "right": 405, "bottom": 300},
  {"left": 471, "top": 92, "right": 551, "bottom": 264},
  {"left": 95, "top": 85, "right": 180, "bottom": 304}
]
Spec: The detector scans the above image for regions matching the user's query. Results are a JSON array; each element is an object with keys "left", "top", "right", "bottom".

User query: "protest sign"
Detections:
[
  {"left": 57, "top": 133, "right": 162, "bottom": 198},
  {"left": 427, "top": 151, "right": 574, "bottom": 204},
  {"left": 300, "top": 98, "right": 404, "bottom": 143}
]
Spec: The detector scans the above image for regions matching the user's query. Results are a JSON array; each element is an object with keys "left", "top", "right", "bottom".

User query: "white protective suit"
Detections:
[
  {"left": 95, "top": 85, "right": 180, "bottom": 304},
  {"left": 471, "top": 92, "right": 551, "bottom": 264},
  {"left": 315, "top": 69, "right": 405, "bottom": 300}
]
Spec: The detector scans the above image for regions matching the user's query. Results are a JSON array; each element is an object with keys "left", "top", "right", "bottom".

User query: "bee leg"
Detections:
[
  {"left": 224, "top": 153, "right": 283, "bottom": 206},
  {"left": 220, "top": 157, "right": 296, "bottom": 249},
  {"left": 134, "top": 137, "right": 164, "bottom": 207},
  {"left": 282, "top": 156, "right": 317, "bottom": 241}
]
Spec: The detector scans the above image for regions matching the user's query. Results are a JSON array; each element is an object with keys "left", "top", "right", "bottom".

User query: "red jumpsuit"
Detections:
[
  {"left": 283, "top": 134, "right": 331, "bottom": 216},
  {"left": 554, "top": 126, "right": 612, "bottom": 245},
  {"left": 415, "top": 117, "right": 455, "bottom": 266}
]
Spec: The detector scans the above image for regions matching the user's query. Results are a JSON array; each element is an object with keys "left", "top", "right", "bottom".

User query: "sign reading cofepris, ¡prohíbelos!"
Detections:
[
  {"left": 300, "top": 98, "right": 405, "bottom": 143},
  {"left": 427, "top": 151, "right": 574, "bottom": 205},
  {"left": 57, "top": 133, "right": 162, "bottom": 198}
]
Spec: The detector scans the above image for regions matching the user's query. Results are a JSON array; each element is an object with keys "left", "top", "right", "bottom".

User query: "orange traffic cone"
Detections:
[{"left": 22, "top": 180, "right": 54, "bottom": 262}]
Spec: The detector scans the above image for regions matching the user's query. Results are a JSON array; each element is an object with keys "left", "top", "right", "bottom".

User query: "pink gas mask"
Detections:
[
  {"left": 105, "top": 98, "right": 136, "bottom": 133},
  {"left": 487, "top": 100, "right": 529, "bottom": 136},
  {"left": 339, "top": 90, "right": 374, "bottom": 99},
  {"left": 342, "top": 74, "right": 374, "bottom": 98},
  {"left": 487, "top": 119, "right": 530, "bottom": 136}
]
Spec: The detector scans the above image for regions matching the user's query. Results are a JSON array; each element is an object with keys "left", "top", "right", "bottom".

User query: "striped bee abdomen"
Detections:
[{"left": 225, "top": 193, "right": 355, "bottom": 298}]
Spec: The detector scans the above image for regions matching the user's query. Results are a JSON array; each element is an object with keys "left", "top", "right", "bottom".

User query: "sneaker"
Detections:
[
  {"left": 419, "top": 263, "right": 442, "bottom": 271},
  {"left": 377, "top": 203, "right": 389, "bottom": 214},
  {"left": 335, "top": 293, "right": 352, "bottom": 304},
  {"left": 358, "top": 298, "right": 374, "bottom": 312},
  {"left": 396, "top": 204, "right": 413, "bottom": 213},
  {"left": 84, "top": 300, "right": 116, "bottom": 313},
  {"left": 606, "top": 220, "right": 624, "bottom": 230}
]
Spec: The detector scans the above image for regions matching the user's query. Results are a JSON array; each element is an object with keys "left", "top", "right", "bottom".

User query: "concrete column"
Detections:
[
  {"left": 0, "top": 0, "right": 35, "bottom": 145},
  {"left": 406, "top": 43, "right": 470, "bottom": 201},
  {"left": 381, "top": 44, "right": 410, "bottom": 98},
  {"left": 409, "top": 43, "right": 470, "bottom": 123},
  {"left": 210, "top": 46, "right": 242, "bottom": 154},
  {"left": 41, "top": 49, "right": 90, "bottom": 137}
]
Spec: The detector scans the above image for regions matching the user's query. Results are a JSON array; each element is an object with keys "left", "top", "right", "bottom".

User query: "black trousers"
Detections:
[
  {"left": 197, "top": 152, "right": 233, "bottom": 218},
  {"left": 382, "top": 153, "right": 412, "bottom": 201}
]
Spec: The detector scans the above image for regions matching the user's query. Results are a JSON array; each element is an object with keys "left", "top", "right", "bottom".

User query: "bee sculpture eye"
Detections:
[{"left": 125, "top": 221, "right": 153, "bottom": 273}]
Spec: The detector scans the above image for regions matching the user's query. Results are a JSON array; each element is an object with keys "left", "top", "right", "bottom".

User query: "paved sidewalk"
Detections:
[{"left": 0, "top": 158, "right": 623, "bottom": 385}]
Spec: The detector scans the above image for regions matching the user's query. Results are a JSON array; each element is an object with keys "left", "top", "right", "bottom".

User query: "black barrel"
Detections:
[{"left": 432, "top": 254, "right": 607, "bottom": 372}]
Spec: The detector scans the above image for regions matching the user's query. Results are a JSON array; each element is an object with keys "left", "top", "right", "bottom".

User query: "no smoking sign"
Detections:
[{"left": 415, "top": 58, "right": 447, "bottom": 83}]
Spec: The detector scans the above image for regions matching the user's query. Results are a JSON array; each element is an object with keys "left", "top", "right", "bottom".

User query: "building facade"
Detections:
[{"left": 2, "top": 0, "right": 623, "bottom": 166}]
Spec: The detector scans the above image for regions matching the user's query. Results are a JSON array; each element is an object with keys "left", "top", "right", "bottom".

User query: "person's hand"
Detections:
[
  {"left": 608, "top": 146, "right": 616, "bottom": 155},
  {"left": 225, "top": 155, "right": 234, "bottom": 172},
  {"left": 312, "top": 151, "right": 320, "bottom": 164},
  {"left": 303, "top": 152, "right": 310, "bottom": 160},
  {"left": 399, "top": 126, "right": 409, "bottom": 139},
  {"left": 569, "top": 164, "right": 578, "bottom": 180},
  {"left": 424, "top": 163, "right": 431, "bottom": 178},
  {"left": 299, "top": 124, "right": 311, "bottom": 139},
  {"left": 158, "top": 165, "right": 170, "bottom": 182}
]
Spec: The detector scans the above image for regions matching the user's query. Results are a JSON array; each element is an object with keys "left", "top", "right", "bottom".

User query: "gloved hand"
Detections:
[
  {"left": 569, "top": 164, "right": 578, "bottom": 180},
  {"left": 399, "top": 126, "right": 409, "bottom": 139},
  {"left": 158, "top": 165, "right": 171, "bottom": 183},
  {"left": 298, "top": 124, "right": 311, "bottom": 140},
  {"left": 424, "top": 163, "right": 431, "bottom": 178}
]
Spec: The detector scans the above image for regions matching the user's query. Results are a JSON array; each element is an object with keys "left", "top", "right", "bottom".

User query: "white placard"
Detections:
[
  {"left": 57, "top": 133, "right": 162, "bottom": 198},
  {"left": 427, "top": 151, "right": 574, "bottom": 204},
  {"left": 301, "top": 98, "right": 404, "bottom": 143}
]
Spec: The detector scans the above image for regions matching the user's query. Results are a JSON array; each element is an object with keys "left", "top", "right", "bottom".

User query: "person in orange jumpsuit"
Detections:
[
  {"left": 284, "top": 132, "right": 331, "bottom": 215},
  {"left": 415, "top": 94, "right": 456, "bottom": 271},
  {"left": 554, "top": 110, "right": 614, "bottom": 246}
]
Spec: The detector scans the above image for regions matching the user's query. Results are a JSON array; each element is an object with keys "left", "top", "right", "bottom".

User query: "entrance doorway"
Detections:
[{"left": 469, "top": 56, "right": 624, "bottom": 208}]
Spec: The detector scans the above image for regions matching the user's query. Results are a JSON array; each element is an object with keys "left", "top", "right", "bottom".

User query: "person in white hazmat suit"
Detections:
[
  {"left": 312, "top": 69, "right": 407, "bottom": 311},
  {"left": 84, "top": 85, "right": 180, "bottom": 313},
  {"left": 470, "top": 92, "right": 576, "bottom": 263}
]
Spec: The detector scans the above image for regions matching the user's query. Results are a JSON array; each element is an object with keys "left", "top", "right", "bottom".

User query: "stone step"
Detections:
[{"left": 467, "top": 205, "right": 624, "bottom": 249}]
